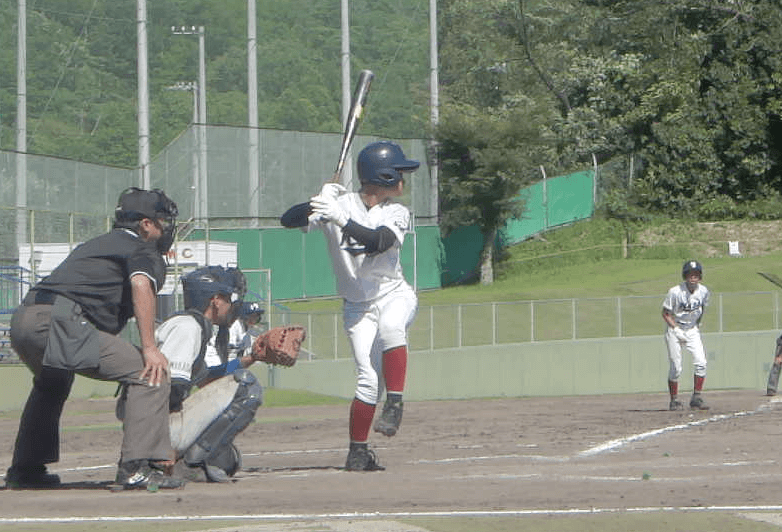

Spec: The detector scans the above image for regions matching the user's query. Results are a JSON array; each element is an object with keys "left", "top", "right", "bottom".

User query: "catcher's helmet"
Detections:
[
  {"left": 181, "top": 266, "right": 247, "bottom": 315},
  {"left": 357, "top": 141, "right": 419, "bottom": 187},
  {"left": 114, "top": 187, "right": 178, "bottom": 253},
  {"left": 682, "top": 260, "right": 703, "bottom": 279}
]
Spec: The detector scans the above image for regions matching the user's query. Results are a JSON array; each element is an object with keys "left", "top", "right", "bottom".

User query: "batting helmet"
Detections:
[
  {"left": 181, "top": 266, "right": 247, "bottom": 315},
  {"left": 357, "top": 141, "right": 419, "bottom": 187},
  {"left": 682, "top": 260, "right": 703, "bottom": 279},
  {"left": 114, "top": 187, "right": 179, "bottom": 253}
]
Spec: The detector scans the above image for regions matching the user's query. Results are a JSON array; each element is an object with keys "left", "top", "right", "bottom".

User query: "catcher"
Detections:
[{"left": 117, "top": 265, "right": 304, "bottom": 482}]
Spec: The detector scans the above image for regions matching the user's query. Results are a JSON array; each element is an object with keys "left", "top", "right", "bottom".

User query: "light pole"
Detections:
[
  {"left": 171, "top": 25, "right": 207, "bottom": 222},
  {"left": 166, "top": 82, "right": 199, "bottom": 220}
]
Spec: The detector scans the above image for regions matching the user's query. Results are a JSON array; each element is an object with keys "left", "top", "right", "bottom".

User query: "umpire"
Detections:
[{"left": 5, "top": 187, "right": 183, "bottom": 490}]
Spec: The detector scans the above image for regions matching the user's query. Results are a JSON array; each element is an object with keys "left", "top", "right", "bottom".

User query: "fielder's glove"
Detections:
[
  {"left": 310, "top": 195, "right": 349, "bottom": 227},
  {"left": 251, "top": 325, "right": 305, "bottom": 367}
]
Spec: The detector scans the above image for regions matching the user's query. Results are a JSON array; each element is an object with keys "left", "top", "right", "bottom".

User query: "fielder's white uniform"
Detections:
[
  {"left": 305, "top": 192, "right": 418, "bottom": 405},
  {"left": 662, "top": 282, "right": 710, "bottom": 381}
]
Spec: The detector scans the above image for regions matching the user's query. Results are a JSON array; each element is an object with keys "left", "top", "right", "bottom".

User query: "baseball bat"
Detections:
[{"left": 330, "top": 69, "right": 374, "bottom": 184}]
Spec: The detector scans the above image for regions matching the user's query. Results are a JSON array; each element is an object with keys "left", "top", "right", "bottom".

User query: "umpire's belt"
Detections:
[{"left": 23, "top": 289, "right": 58, "bottom": 306}]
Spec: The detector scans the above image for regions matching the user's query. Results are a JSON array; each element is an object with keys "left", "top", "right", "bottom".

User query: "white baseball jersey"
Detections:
[
  {"left": 662, "top": 282, "right": 710, "bottom": 330},
  {"left": 306, "top": 192, "right": 411, "bottom": 304},
  {"left": 156, "top": 314, "right": 203, "bottom": 382}
]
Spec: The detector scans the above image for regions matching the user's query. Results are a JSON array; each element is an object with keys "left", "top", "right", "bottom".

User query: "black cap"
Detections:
[{"left": 115, "top": 187, "right": 178, "bottom": 223}]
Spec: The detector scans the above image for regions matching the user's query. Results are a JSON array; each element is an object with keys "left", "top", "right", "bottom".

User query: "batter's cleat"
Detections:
[
  {"left": 4, "top": 464, "right": 61, "bottom": 489},
  {"left": 689, "top": 394, "right": 710, "bottom": 410},
  {"left": 373, "top": 401, "right": 403, "bottom": 437},
  {"left": 345, "top": 445, "right": 385, "bottom": 472},
  {"left": 115, "top": 460, "right": 185, "bottom": 490},
  {"left": 669, "top": 398, "right": 684, "bottom": 411}
]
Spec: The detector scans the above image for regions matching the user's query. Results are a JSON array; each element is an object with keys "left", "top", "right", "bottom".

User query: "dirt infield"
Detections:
[{"left": 2, "top": 389, "right": 782, "bottom": 527}]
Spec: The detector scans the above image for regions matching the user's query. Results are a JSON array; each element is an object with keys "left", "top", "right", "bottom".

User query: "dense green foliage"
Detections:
[{"left": 0, "top": 0, "right": 430, "bottom": 166}]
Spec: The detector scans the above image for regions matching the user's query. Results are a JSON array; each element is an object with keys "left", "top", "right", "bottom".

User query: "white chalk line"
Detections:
[{"left": 5, "top": 506, "right": 782, "bottom": 525}]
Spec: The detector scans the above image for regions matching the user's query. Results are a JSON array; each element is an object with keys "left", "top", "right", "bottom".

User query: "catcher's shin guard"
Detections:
[{"left": 183, "top": 369, "right": 262, "bottom": 474}]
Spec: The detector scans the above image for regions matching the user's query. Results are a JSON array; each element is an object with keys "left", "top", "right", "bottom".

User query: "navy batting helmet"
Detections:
[
  {"left": 357, "top": 141, "right": 419, "bottom": 187},
  {"left": 682, "top": 260, "right": 703, "bottom": 279},
  {"left": 181, "top": 266, "right": 246, "bottom": 314}
]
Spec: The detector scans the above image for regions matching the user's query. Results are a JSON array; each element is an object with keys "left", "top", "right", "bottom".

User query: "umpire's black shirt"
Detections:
[{"left": 33, "top": 229, "right": 166, "bottom": 335}]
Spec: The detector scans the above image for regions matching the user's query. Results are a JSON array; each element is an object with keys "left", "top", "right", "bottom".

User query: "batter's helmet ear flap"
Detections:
[
  {"left": 682, "top": 260, "right": 703, "bottom": 279},
  {"left": 357, "top": 141, "right": 419, "bottom": 187}
]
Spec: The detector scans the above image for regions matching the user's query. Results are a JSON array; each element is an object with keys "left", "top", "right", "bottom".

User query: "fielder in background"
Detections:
[
  {"left": 662, "top": 260, "right": 710, "bottom": 411},
  {"left": 147, "top": 266, "right": 262, "bottom": 482},
  {"left": 227, "top": 301, "right": 265, "bottom": 359},
  {"left": 5, "top": 188, "right": 183, "bottom": 490},
  {"left": 280, "top": 140, "right": 419, "bottom": 471}
]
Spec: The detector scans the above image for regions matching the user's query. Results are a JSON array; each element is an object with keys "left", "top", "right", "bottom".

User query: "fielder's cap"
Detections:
[
  {"left": 115, "top": 187, "right": 178, "bottom": 223},
  {"left": 241, "top": 301, "right": 264, "bottom": 317}
]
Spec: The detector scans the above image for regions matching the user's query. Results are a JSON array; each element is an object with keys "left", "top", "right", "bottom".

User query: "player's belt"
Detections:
[{"left": 23, "top": 289, "right": 57, "bottom": 306}]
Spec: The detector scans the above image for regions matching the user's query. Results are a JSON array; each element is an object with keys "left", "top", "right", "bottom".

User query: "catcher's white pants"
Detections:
[
  {"left": 169, "top": 375, "right": 238, "bottom": 454},
  {"left": 343, "top": 283, "right": 418, "bottom": 405},
  {"left": 665, "top": 326, "right": 707, "bottom": 382}
]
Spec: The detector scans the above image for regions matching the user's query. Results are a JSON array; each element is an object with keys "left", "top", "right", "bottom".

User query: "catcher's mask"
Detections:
[
  {"left": 357, "top": 141, "right": 419, "bottom": 188},
  {"left": 114, "top": 187, "right": 178, "bottom": 254},
  {"left": 181, "top": 266, "right": 247, "bottom": 321}
]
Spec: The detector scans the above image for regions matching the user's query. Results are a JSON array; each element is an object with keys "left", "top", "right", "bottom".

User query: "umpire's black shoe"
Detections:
[
  {"left": 5, "top": 464, "right": 61, "bottom": 489},
  {"left": 115, "top": 460, "right": 185, "bottom": 490},
  {"left": 374, "top": 401, "right": 403, "bottom": 437},
  {"left": 345, "top": 444, "right": 385, "bottom": 472}
]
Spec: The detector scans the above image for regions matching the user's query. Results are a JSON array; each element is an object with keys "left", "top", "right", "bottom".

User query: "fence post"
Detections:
[
  {"left": 429, "top": 306, "right": 434, "bottom": 351},
  {"left": 719, "top": 293, "right": 723, "bottom": 332},
  {"left": 333, "top": 313, "right": 339, "bottom": 360},
  {"left": 457, "top": 304, "right": 463, "bottom": 348},
  {"left": 572, "top": 298, "right": 577, "bottom": 340},
  {"left": 617, "top": 296, "right": 622, "bottom": 337},
  {"left": 492, "top": 302, "right": 497, "bottom": 345},
  {"left": 530, "top": 301, "right": 535, "bottom": 342}
]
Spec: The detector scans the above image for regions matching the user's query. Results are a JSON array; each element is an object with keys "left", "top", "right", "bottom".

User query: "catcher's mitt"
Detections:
[{"left": 251, "top": 325, "right": 305, "bottom": 367}]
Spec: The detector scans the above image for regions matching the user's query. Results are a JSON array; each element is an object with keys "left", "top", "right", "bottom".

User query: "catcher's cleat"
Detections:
[
  {"left": 689, "top": 394, "right": 709, "bottom": 410},
  {"left": 374, "top": 401, "right": 403, "bottom": 437},
  {"left": 5, "top": 464, "right": 61, "bottom": 489},
  {"left": 345, "top": 445, "right": 385, "bottom": 472},
  {"left": 669, "top": 398, "right": 684, "bottom": 411},
  {"left": 115, "top": 460, "right": 185, "bottom": 490}
]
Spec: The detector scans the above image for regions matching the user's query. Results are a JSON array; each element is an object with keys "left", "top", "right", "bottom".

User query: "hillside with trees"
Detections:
[{"left": 2, "top": 0, "right": 782, "bottom": 286}]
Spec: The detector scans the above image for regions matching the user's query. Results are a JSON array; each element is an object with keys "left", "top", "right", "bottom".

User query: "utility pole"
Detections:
[
  {"left": 137, "top": 0, "right": 150, "bottom": 188},
  {"left": 248, "top": 0, "right": 259, "bottom": 222},
  {"left": 16, "top": 0, "right": 27, "bottom": 249},
  {"left": 172, "top": 25, "right": 208, "bottom": 222}
]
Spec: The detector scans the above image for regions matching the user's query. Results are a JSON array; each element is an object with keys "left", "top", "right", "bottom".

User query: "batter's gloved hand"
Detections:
[
  {"left": 310, "top": 195, "right": 349, "bottom": 227},
  {"left": 251, "top": 325, "right": 305, "bottom": 367},
  {"left": 319, "top": 183, "right": 346, "bottom": 201}
]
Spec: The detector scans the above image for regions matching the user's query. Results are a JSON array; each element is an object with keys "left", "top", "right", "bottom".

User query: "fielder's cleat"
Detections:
[
  {"left": 373, "top": 401, "right": 403, "bottom": 437},
  {"left": 767, "top": 389, "right": 777, "bottom": 397},
  {"left": 689, "top": 394, "right": 709, "bottom": 410},
  {"left": 115, "top": 460, "right": 185, "bottom": 490},
  {"left": 345, "top": 445, "right": 385, "bottom": 472},
  {"left": 669, "top": 398, "right": 684, "bottom": 411},
  {"left": 4, "top": 464, "right": 61, "bottom": 489}
]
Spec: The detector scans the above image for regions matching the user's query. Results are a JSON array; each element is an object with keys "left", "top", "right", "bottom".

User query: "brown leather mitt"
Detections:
[{"left": 251, "top": 325, "right": 305, "bottom": 367}]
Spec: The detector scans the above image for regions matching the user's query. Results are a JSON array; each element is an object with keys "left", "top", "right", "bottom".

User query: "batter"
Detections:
[{"left": 281, "top": 140, "right": 419, "bottom": 471}]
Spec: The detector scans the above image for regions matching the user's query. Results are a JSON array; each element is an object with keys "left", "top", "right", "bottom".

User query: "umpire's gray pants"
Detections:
[{"left": 10, "top": 303, "right": 172, "bottom": 466}]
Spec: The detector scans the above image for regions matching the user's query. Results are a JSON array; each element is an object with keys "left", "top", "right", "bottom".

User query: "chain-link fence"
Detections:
[{"left": 281, "top": 291, "right": 782, "bottom": 361}]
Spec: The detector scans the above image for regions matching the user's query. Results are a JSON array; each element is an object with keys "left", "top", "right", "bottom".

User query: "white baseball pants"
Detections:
[{"left": 665, "top": 326, "right": 707, "bottom": 381}]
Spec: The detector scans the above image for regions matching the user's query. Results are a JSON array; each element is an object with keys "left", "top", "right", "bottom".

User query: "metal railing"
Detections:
[{"left": 280, "top": 291, "right": 781, "bottom": 360}]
